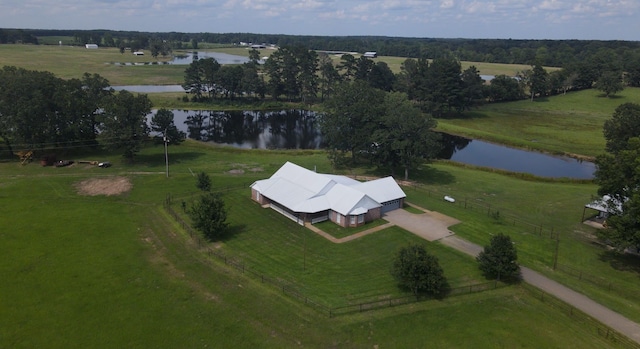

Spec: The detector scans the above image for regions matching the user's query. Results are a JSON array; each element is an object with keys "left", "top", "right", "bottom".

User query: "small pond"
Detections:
[
  {"left": 170, "top": 51, "right": 252, "bottom": 65},
  {"left": 152, "top": 109, "right": 595, "bottom": 179},
  {"left": 438, "top": 133, "right": 595, "bottom": 179},
  {"left": 113, "top": 85, "right": 185, "bottom": 93},
  {"left": 109, "top": 51, "right": 254, "bottom": 68}
]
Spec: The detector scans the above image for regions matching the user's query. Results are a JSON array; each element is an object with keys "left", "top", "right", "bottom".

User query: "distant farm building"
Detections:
[
  {"left": 133, "top": 51, "right": 144, "bottom": 56},
  {"left": 85, "top": 44, "right": 98, "bottom": 49},
  {"left": 250, "top": 162, "right": 406, "bottom": 227},
  {"left": 363, "top": 51, "right": 377, "bottom": 58}
]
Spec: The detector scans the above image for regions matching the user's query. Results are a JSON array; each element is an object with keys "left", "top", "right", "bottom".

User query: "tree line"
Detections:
[
  {"left": 6, "top": 28, "right": 640, "bottom": 68},
  {"left": 0, "top": 66, "right": 184, "bottom": 161},
  {"left": 185, "top": 44, "right": 634, "bottom": 113}
]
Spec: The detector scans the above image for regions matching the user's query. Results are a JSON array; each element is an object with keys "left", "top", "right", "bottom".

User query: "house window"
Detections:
[
  {"left": 358, "top": 214, "right": 364, "bottom": 224},
  {"left": 336, "top": 214, "right": 341, "bottom": 224},
  {"left": 350, "top": 215, "right": 356, "bottom": 225}
]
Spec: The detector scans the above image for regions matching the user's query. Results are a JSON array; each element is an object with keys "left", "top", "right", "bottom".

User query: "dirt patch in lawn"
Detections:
[{"left": 75, "top": 176, "right": 132, "bottom": 196}]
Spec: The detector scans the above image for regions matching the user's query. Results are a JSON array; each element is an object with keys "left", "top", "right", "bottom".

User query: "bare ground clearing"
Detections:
[{"left": 75, "top": 176, "right": 132, "bottom": 196}]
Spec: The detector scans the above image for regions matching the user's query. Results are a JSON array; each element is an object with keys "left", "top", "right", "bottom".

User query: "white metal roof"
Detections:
[
  {"left": 251, "top": 162, "right": 405, "bottom": 215},
  {"left": 353, "top": 176, "right": 407, "bottom": 204},
  {"left": 585, "top": 195, "right": 624, "bottom": 213}
]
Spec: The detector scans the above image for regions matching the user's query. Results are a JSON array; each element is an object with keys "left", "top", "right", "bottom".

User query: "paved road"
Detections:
[
  {"left": 305, "top": 204, "right": 640, "bottom": 344},
  {"left": 440, "top": 234, "right": 640, "bottom": 344}
]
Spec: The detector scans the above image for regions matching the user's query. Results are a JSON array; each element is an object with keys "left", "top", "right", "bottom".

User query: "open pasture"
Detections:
[
  {"left": 437, "top": 87, "right": 640, "bottom": 158},
  {"left": 0, "top": 141, "right": 624, "bottom": 348}
]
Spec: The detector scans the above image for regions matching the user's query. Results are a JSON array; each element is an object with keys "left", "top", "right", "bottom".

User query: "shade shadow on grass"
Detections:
[
  {"left": 409, "top": 165, "right": 456, "bottom": 185},
  {"left": 447, "top": 111, "right": 490, "bottom": 120},
  {"left": 598, "top": 250, "right": 640, "bottom": 276},
  {"left": 133, "top": 151, "right": 206, "bottom": 167},
  {"left": 217, "top": 223, "right": 248, "bottom": 242}
]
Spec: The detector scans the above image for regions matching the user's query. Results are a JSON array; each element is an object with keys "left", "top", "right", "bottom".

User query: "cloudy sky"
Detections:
[{"left": 1, "top": 0, "right": 638, "bottom": 40}]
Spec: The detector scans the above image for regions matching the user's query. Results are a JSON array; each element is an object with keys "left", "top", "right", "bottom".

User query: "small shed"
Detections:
[
  {"left": 363, "top": 51, "right": 377, "bottom": 58},
  {"left": 582, "top": 195, "right": 624, "bottom": 226},
  {"left": 85, "top": 44, "right": 98, "bottom": 49},
  {"left": 133, "top": 51, "right": 144, "bottom": 56}
]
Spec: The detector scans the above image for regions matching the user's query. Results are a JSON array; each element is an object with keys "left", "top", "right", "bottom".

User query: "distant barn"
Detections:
[
  {"left": 363, "top": 51, "right": 377, "bottom": 58},
  {"left": 85, "top": 44, "right": 98, "bottom": 49}
]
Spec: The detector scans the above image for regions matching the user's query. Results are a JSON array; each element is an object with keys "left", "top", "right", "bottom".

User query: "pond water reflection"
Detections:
[
  {"left": 170, "top": 51, "right": 252, "bottom": 65},
  {"left": 156, "top": 109, "right": 595, "bottom": 179},
  {"left": 438, "top": 133, "right": 595, "bottom": 179},
  {"left": 169, "top": 109, "right": 323, "bottom": 149}
]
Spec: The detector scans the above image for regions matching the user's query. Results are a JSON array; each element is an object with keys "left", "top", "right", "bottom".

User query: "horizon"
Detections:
[
  {"left": 0, "top": 0, "right": 638, "bottom": 42},
  {"left": 6, "top": 27, "right": 640, "bottom": 43}
]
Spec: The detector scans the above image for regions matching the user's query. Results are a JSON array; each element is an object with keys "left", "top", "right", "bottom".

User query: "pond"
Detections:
[
  {"left": 113, "top": 85, "right": 185, "bottom": 93},
  {"left": 170, "top": 51, "right": 252, "bottom": 65},
  {"left": 109, "top": 51, "right": 254, "bottom": 68},
  {"left": 154, "top": 109, "right": 595, "bottom": 179},
  {"left": 164, "top": 109, "right": 323, "bottom": 149},
  {"left": 438, "top": 133, "right": 595, "bottom": 179}
]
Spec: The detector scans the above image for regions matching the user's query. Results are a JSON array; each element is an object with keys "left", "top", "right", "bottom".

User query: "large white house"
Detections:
[{"left": 250, "top": 162, "right": 406, "bottom": 227}]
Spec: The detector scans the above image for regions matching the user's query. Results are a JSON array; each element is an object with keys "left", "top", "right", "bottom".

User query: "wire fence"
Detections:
[
  {"left": 555, "top": 263, "right": 639, "bottom": 301},
  {"left": 400, "top": 181, "right": 561, "bottom": 240},
  {"left": 329, "top": 281, "right": 506, "bottom": 317},
  {"left": 522, "top": 283, "right": 640, "bottom": 349},
  {"left": 164, "top": 193, "right": 508, "bottom": 318}
]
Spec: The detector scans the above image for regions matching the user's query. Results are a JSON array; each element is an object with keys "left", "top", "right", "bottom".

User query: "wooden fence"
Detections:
[
  {"left": 163, "top": 194, "right": 507, "bottom": 318},
  {"left": 329, "top": 281, "right": 505, "bottom": 317}
]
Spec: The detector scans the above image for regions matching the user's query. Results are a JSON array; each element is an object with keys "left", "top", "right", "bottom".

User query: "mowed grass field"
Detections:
[
  {"left": 437, "top": 87, "right": 640, "bottom": 158},
  {"left": 0, "top": 44, "right": 186, "bottom": 85},
  {"left": 0, "top": 141, "right": 621, "bottom": 348}
]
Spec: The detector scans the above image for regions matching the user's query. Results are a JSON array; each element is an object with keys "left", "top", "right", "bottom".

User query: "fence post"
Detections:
[{"left": 552, "top": 237, "right": 559, "bottom": 270}]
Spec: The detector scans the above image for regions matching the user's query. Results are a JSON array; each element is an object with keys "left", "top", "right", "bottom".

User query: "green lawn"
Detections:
[
  {"left": 172, "top": 189, "right": 487, "bottom": 306},
  {"left": 0, "top": 44, "right": 185, "bottom": 85},
  {"left": 437, "top": 87, "right": 640, "bottom": 158},
  {"left": 0, "top": 142, "right": 625, "bottom": 348}
]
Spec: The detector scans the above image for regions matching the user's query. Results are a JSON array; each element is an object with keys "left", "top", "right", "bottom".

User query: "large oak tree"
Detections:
[{"left": 98, "top": 90, "right": 152, "bottom": 161}]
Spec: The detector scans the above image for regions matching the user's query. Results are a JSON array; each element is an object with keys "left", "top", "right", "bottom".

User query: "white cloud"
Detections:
[
  {"left": 440, "top": 0, "right": 454, "bottom": 9},
  {"left": 0, "top": 0, "right": 637, "bottom": 39}
]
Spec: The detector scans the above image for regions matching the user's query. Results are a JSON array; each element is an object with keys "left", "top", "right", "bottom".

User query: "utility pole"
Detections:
[{"left": 164, "top": 128, "right": 169, "bottom": 178}]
